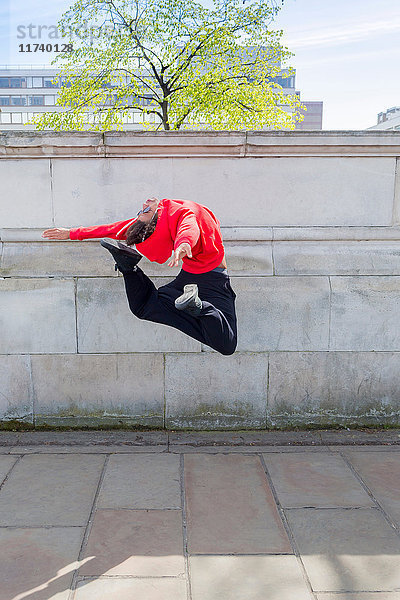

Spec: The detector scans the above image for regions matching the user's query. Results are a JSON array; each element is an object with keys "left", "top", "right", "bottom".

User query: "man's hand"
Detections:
[
  {"left": 42, "top": 228, "right": 70, "bottom": 240},
  {"left": 167, "top": 243, "right": 192, "bottom": 267}
]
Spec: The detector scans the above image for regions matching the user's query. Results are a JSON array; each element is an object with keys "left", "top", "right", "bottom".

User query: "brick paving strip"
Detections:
[{"left": 0, "top": 430, "right": 399, "bottom": 599}]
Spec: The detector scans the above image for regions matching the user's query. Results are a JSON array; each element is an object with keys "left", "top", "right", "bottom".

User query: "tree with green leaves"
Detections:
[{"left": 31, "top": 0, "right": 305, "bottom": 131}]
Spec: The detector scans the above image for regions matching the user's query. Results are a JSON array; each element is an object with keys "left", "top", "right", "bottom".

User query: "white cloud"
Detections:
[{"left": 280, "top": 17, "right": 400, "bottom": 49}]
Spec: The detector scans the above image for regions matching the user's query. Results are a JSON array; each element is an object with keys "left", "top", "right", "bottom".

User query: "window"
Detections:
[
  {"left": 32, "top": 77, "right": 43, "bottom": 87},
  {"left": 11, "top": 96, "right": 26, "bottom": 106},
  {"left": 11, "top": 112, "right": 22, "bottom": 123},
  {"left": 29, "top": 95, "right": 44, "bottom": 106},
  {"left": 0, "top": 78, "right": 10, "bottom": 88},
  {"left": 44, "top": 95, "right": 55, "bottom": 106},
  {"left": 0, "top": 97, "right": 10, "bottom": 105},
  {"left": 43, "top": 77, "right": 59, "bottom": 88},
  {"left": 10, "top": 78, "right": 26, "bottom": 88},
  {"left": 0, "top": 113, "right": 11, "bottom": 123}
]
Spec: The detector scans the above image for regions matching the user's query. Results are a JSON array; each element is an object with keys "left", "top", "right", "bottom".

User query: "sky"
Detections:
[{"left": 0, "top": 0, "right": 399, "bottom": 129}]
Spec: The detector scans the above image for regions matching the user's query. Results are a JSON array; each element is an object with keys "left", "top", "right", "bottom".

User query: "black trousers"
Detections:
[{"left": 122, "top": 267, "right": 237, "bottom": 355}]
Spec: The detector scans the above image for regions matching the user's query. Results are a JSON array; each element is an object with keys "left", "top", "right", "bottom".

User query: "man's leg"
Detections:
[
  {"left": 122, "top": 268, "right": 208, "bottom": 345},
  {"left": 194, "top": 273, "right": 237, "bottom": 355},
  {"left": 159, "top": 269, "right": 237, "bottom": 355},
  {"left": 121, "top": 268, "right": 237, "bottom": 355}
]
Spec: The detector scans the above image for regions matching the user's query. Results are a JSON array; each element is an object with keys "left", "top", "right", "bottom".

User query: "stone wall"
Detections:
[{"left": 1, "top": 130, "right": 400, "bottom": 429}]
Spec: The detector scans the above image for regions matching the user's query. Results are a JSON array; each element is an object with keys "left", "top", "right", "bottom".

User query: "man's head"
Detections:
[
  {"left": 136, "top": 197, "right": 160, "bottom": 223},
  {"left": 126, "top": 197, "right": 160, "bottom": 245}
]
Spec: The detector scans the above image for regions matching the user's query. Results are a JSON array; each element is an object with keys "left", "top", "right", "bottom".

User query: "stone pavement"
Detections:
[{"left": 0, "top": 430, "right": 400, "bottom": 600}]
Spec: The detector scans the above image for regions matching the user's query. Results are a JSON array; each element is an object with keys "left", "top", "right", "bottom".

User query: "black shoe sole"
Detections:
[{"left": 100, "top": 238, "right": 142, "bottom": 272}]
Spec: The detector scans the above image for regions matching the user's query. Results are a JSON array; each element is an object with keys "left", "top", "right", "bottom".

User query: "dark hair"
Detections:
[{"left": 126, "top": 212, "right": 158, "bottom": 245}]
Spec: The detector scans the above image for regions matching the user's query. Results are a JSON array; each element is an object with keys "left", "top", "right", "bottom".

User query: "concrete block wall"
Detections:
[{"left": 1, "top": 130, "right": 400, "bottom": 429}]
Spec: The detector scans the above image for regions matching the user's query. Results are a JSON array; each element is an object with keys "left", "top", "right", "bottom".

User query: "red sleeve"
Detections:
[
  {"left": 69, "top": 217, "right": 137, "bottom": 241},
  {"left": 172, "top": 209, "right": 200, "bottom": 250}
]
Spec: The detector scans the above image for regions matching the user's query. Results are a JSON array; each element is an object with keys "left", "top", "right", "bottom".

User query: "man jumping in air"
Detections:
[{"left": 42, "top": 197, "right": 237, "bottom": 355}]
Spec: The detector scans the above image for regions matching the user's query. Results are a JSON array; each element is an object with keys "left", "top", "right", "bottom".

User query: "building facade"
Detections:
[
  {"left": 0, "top": 65, "right": 323, "bottom": 130},
  {"left": 368, "top": 107, "right": 400, "bottom": 131}
]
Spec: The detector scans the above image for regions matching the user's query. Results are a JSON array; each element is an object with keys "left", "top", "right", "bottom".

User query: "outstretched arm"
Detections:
[
  {"left": 42, "top": 228, "right": 70, "bottom": 240},
  {"left": 41, "top": 218, "right": 137, "bottom": 241}
]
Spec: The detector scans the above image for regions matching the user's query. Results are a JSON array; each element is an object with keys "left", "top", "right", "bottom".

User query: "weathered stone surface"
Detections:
[
  {"left": 286, "top": 508, "right": 400, "bottom": 592},
  {"left": 263, "top": 452, "right": 373, "bottom": 507},
  {"left": 5, "top": 224, "right": 400, "bottom": 243},
  {"left": 0, "top": 527, "right": 84, "bottom": 600},
  {"left": 0, "top": 430, "right": 168, "bottom": 446},
  {"left": 0, "top": 158, "right": 52, "bottom": 228},
  {"left": 0, "top": 240, "right": 274, "bottom": 277},
  {"left": 75, "top": 578, "right": 188, "bottom": 600},
  {"left": 170, "top": 445, "right": 330, "bottom": 453},
  {"left": 190, "top": 555, "right": 313, "bottom": 600},
  {"left": 165, "top": 353, "right": 268, "bottom": 429},
  {"left": 51, "top": 157, "right": 174, "bottom": 226},
  {"left": 0, "top": 454, "right": 104, "bottom": 525},
  {"left": 274, "top": 241, "right": 400, "bottom": 275},
  {"left": 0, "top": 355, "right": 32, "bottom": 421},
  {"left": 169, "top": 430, "right": 323, "bottom": 446},
  {"left": 8, "top": 445, "right": 167, "bottom": 453},
  {"left": 47, "top": 155, "right": 396, "bottom": 228},
  {"left": 316, "top": 594, "right": 400, "bottom": 600},
  {"left": 31, "top": 353, "right": 164, "bottom": 427},
  {"left": 232, "top": 276, "right": 330, "bottom": 351},
  {"left": 0, "top": 455, "right": 18, "bottom": 483},
  {"left": 184, "top": 454, "right": 291, "bottom": 554},
  {"left": 76, "top": 277, "right": 200, "bottom": 352},
  {"left": 343, "top": 451, "right": 400, "bottom": 526},
  {"left": 273, "top": 226, "right": 400, "bottom": 241},
  {"left": 166, "top": 157, "right": 395, "bottom": 227},
  {"left": 1, "top": 241, "right": 119, "bottom": 277},
  {"left": 97, "top": 454, "right": 181, "bottom": 508},
  {"left": 0, "top": 278, "right": 76, "bottom": 353},
  {"left": 330, "top": 276, "right": 400, "bottom": 350},
  {"left": 223, "top": 242, "right": 273, "bottom": 274},
  {"left": 79, "top": 509, "right": 185, "bottom": 576},
  {"left": 268, "top": 352, "right": 400, "bottom": 427}
]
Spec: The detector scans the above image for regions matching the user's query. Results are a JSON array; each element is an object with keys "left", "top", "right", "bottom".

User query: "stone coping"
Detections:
[
  {"left": 0, "top": 429, "right": 399, "bottom": 447},
  {"left": 1, "top": 130, "right": 400, "bottom": 157},
  {"left": 3, "top": 226, "right": 400, "bottom": 242}
]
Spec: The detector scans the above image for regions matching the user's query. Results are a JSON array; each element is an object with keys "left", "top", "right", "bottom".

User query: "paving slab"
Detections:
[
  {"left": 97, "top": 454, "right": 181, "bottom": 509},
  {"left": 79, "top": 509, "right": 185, "bottom": 576},
  {"left": 263, "top": 453, "right": 374, "bottom": 507},
  {"left": 286, "top": 508, "right": 400, "bottom": 592},
  {"left": 75, "top": 577, "right": 188, "bottom": 600},
  {"left": 0, "top": 453, "right": 104, "bottom": 526},
  {"left": 189, "top": 555, "right": 313, "bottom": 600},
  {"left": 184, "top": 454, "right": 291, "bottom": 554},
  {"left": 341, "top": 451, "right": 400, "bottom": 525},
  {"left": 0, "top": 526, "right": 84, "bottom": 600}
]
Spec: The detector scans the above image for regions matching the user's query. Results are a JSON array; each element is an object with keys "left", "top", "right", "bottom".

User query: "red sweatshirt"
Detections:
[{"left": 69, "top": 198, "right": 225, "bottom": 274}]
